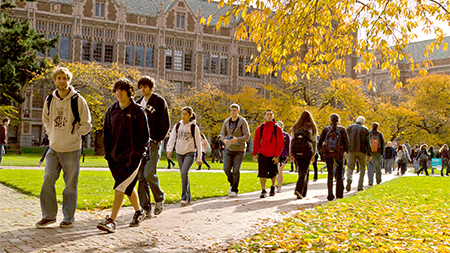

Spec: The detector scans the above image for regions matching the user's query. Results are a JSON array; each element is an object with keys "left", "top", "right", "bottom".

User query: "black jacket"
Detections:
[
  {"left": 318, "top": 125, "right": 350, "bottom": 155},
  {"left": 136, "top": 93, "right": 170, "bottom": 143},
  {"left": 346, "top": 122, "right": 372, "bottom": 156},
  {"left": 104, "top": 100, "right": 150, "bottom": 162}
]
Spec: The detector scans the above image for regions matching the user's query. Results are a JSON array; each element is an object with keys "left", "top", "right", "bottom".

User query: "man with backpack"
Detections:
[
  {"left": 318, "top": 113, "right": 349, "bottom": 201},
  {"left": 252, "top": 110, "right": 284, "bottom": 198},
  {"left": 221, "top": 104, "right": 250, "bottom": 197},
  {"left": 346, "top": 116, "right": 371, "bottom": 192},
  {"left": 36, "top": 67, "right": 92, "bottom": 229},
  {"left": 367, "top": 122, "right": 385, "bottom": 186},
  {"left": 136, "top": 76, "right": 170, "bottom": 218},
  {"left": 383, "top": 141, "right": 395, "bottom": 174}
]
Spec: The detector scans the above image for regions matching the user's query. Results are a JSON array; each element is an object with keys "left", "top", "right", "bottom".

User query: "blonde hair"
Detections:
[{"left": 51, "top": 67, "right": 73, "bottom": 82}]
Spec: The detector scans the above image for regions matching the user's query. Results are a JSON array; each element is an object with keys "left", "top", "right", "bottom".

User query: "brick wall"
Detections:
[
  {"left": 187, "top": 13, "right": 195, "bottom": 32},
  {"left": 60, "top": 5, "right": 73, "bottom": 15},
  {"left": 127, "top": 14, "right": 137, "bottom": 24},
  {"left": 108, "top": 0, "right": 117, "bottom": 21},
  {"left": 147, "top": 17, "right": 157, "bottom": 27},
  {"left": 166, "top": 10, "right": 174, "bottom": 29},
  {"left": 37, "top": 2, "right": 51, "bottom": 12},
  {"left": 84, "top": 0, "right": 93, "bottom": 18}
]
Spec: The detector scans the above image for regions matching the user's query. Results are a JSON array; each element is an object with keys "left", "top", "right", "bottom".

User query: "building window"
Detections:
[
  {"left": 184, "top": 50, "right": 192, "bottom": 71},
  {"left": 174, "top": 49, "right": 182, "bottom": 71},
  {"left": 165, "top": 49, "right": 172, "bottom": 69},
  {"left": 125, "top": 45, "right": 133, "bottom": 65},
  {"left": 93, "top": 41, "right": 102, "bottom": 62},
  {"left": 239, "top": 56, "right": 244, "bottom": 77},
  {"left": 146, "top": 46, "right": 154, "bottom": 68},
  {"left": 95, "top": 3, "right": 105, "bottom": 17},
  {"left": 48, "top": 34, "right": 58, "bottom": 58},
  {"left": 135, "top": 46, "right": 144, "bottom": 67},
  {"left": 220, "top": 56, "right": 227, "bottom": 75},
  {"left": 60, "top": 35, "right": 70, "bottom": 59},
  {"left": 211, "top": 54, "right": 219, "bottom": 74},
  {"left": 176, "top": 14, "right": 185, "bottom": 28},
  {"left": 105, "top": 43, "right": 113, "bottom": 63},
  {"left": 203, "top": 54, "right": 209, "bottom": 73},
  {"left": 83, "top": 40, "right": 91, "bottom": 61},
  {"left": 245, "top": 56, "right": 252, "bottom": 77}
]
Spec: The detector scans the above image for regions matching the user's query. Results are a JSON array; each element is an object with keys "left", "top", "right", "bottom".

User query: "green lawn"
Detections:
[
  {"left": 0, "top": 169, "right": 327, "bottom": 210},
  {"left": 230, "top": 176, "right": 450, "bottom": 252}
]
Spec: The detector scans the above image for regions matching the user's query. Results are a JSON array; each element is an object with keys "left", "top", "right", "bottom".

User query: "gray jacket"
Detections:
[
  {"left": 220, "top": 115, "right": 250, "bottom": 152},
  {"left": 346, "top": 122, "right": 372, "bottom": 156}
]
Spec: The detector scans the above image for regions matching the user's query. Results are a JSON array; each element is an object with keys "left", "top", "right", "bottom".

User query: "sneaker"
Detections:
[
  {"left": 35, "top": 218, "right": 56, "bottom": 228},
  {"left": 180, "top": 200, "right": 190, "bottom": 206},
  {"left": 346, "top": 180, "right": 352, "bottom": 192},
  {"left": 129, "top": 209, "right": 146, "bottom": 227},
  {"left": 154, "top": 202, "right": 164, "bottom": 215},
  {"left": 269, "top": 186, "right": 276, "bottom": 196},
  {"left": 97, "top": 216, "right": 116, "bottom": 233},
  {"left": 59, "top": 221, "right": 73, "bottom": 228},
  {"left": 144, "top": 209, "right": 152, "bottom": 219},
  {"left": 276, "top": 187, "right": 282, "bottom": 193},
  {"left": 228, "top": 186, "right": 232, "bottom": 194},
  {"left": 229, "top": 191, "right": 237, "bottom": 197},
  {"left": 260, "top": 189, "right": 267, "bottom": 198},
  {"left": 294, "top": 191, "right": 303, "bottom": 199}
]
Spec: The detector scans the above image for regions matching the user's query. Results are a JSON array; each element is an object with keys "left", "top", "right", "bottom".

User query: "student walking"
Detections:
[
  {"left": 383, "top": 141, "right": 395, "bottom": 174},
  {"left": 396, "top": 145, "right": 408, "bottom": 175},
  {"left": 253, "top": 110, "right": 283, "bottom": 198},
  {"left": 318, "top": 113, "right": 348, "bottom": 201},
  {"left": 211, "top": 135, "right": 224, "bottom": 163},
  {"left": 221, "top": 104, "right": 251, "bottom": 197},
  {"left": 164, "top": 132, "right": 176, "bottom": 169},
  {"left": 0, "top": 117, "right": 10, "bottom": 169},
  {"left": 36, "top": 67, "right": 92, "bottom": 229},
  {"left": 136, "top": 76, "right": 170, "bottom": 218},
  {"left": 275, "top": 121, "right": 290, "bottom": 192},
  {"left": 36, "top": 134, "right": 50, "bottom": 167},
  {"left": 290, "top": 110, "right": 318, "bottom": 199},
  {"left": 367, "top": 122, "right": 385, "bottom": 185},
  {"left": 97, "top": 79, "right": 149, "bottom": 233},
  {"left": 197, "top": 133, "right": 211, "bottom": 170},
  {"left": 416, "top": 144, "right": 430, "bottom": 176},
  {"left": 166, "top": 107, "right": 202, "bottom": 206},
  {"left": 439, "top": 144, "right": 450, "bottom": 176}
]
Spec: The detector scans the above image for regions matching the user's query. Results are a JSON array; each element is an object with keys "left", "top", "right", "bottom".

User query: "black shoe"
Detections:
[
  {"left": 196, "top": 168, "right": 201, "bottom": 170},
  {"left": 269, "top": 186, "right": 275, "bottom": 196},
  {"left": 97, "top": 216, "right": 116, "bottom": 233},
  {"left": 327, "top": 195, "right": 335, "bottom": 201},
  {"left": 208, "top": 167, "right": 211, "bottom": 170},
  {"left": 35, "top": 218, "right": 56, "bottom": 228},
  {"left": 130, "top": 209, "right": 146, "bottom": 227},
  {"left": 59, "top": 221, "right": 73, "bottom": 228},
  {"left": 346, "top": 180, "right": 352, "bottom": 192},
  {"left": 294, "top": 191, "right": 303, "bottom": 199},
  {"left": 260, "top": 189, "right": 267, "bottom": 198}
]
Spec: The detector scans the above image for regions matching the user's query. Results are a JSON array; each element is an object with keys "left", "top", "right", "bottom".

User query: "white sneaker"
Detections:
[
  {"left": 229, "top": 191, "right": 237, "bottom": 197},
  {"left": 180, "top": 200, "right": 190, "bottom": 206},
  {"left": 228, "top": 187, "right": 232, "bottom": 194},
  {"left": 154, "top": 201, "right": 164, "bottom": 215},
  {"left": 276, "top": 187, "right": 282, "bottom": 193}
]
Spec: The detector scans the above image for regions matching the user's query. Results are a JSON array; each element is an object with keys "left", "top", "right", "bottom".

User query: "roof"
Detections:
[{"left": 402, "top": 36, "right": 450, "bottom": 63}]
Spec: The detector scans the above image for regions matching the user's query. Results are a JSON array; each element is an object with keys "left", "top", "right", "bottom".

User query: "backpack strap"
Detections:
[
  {"left": 175, "top": 123, "right": 181, "bottom": 145},
  {"left": 70, "top": 93, "right": 80, "bottom": 135},
  {"left": 191, "top": 124, "right": 197, "bottom": 150},
  {"left": 259, "top": 123, "right": 265, "bottom": 148},
  {"left": 46, "top": 94, "right": 53, "bottom": 115}
]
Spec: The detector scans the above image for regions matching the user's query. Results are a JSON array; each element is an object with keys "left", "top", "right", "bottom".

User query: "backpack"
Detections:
[
  {"left": 175, "top": 122, "right": 197, "bottom": 149},
  {"left": 370, "top": 133, "right": 381, "bottom": 153},
  {"left": 385, "top": 147, "right": 393, "bottom": 159},
  {"left": 398, "top": 150, "right": 407, "bottom": 163},
  {"left": 322, "top": 127, "right": 343, "bottom": 159},
  {"left": 419, "top": 151, "right": 429, "bottom": 161},
  {"left": 291, "top": 127, "right": 312, "bottom": 158},
  {"left": 46, "top": 93, "right": 89, "bottom": 162}
]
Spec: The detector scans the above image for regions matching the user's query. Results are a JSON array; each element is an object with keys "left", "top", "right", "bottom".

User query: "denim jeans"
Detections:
[
  {"left": 294, "top": 156, "right": 312, "bottom": 197},
  {"left": 177, "top": 152, "right": 195, "bottom": 201},
  {"left": 223, "top": 150, "right": 245, "bottom": 193},
  {"left": 0, "top": 144, "right": 4, "bottom": 165},
  {"left": 212, "top": 149, "right": 223, "bottom": 163},
  {"left": 384, "top": 158, "right": 393, "bottom": 173},
  {"left": 347, "top": 151, "right": 367, "bottom": 191},
  {"left": 367, "top": 153, "right": 382, "bottom": 185},
  {"left": 138, "top": 141, "right": 165, "bottom": 212},
  {"left": 198, "top": 151, "right": 211, "bottom": 169},
  {"left": 40, "top": 148, "right": 81, "bottom": 223},
  {"left": 413, "top": 159, "right": 419, "bottom": 172}
]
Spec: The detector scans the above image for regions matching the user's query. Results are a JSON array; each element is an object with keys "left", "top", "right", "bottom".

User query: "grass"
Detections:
[
  {"left": 0, "top": 169, "right": 327, "bottom": 210},
  {"left": 230, "top": 176, "right": 450, "bottom": 252}
]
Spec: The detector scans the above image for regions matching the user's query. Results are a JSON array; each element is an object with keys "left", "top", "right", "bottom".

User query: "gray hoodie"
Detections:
[{"left": 220, "top": 115, "right": 250, "bottom": 152}]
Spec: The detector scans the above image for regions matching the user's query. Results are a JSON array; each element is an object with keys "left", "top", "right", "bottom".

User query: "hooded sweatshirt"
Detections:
[
  {"left": 42, "top": 86, "right": 92, "bottom": 152},
  {"left": 166, "top": 120, "right": 202, "bottom": 162}
]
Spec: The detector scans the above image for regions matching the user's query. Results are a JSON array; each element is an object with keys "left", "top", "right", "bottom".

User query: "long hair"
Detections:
[
  {"left": 440, "top": 144, "right": 448, "bottom": 153},
  {"left": 291, "top": 110, "right": 317, "bottom": 135}
]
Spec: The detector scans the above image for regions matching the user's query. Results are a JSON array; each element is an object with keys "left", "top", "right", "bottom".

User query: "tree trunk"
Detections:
[{"left": 94, "top": 130, "right": 105, "bottom": 155}]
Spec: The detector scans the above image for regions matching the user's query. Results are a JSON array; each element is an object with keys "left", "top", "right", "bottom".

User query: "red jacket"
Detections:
[{"left": 252, "top": 121, "right": 284, "bottom": 158}]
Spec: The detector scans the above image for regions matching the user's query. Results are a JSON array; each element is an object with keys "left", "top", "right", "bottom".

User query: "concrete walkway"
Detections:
[{"left": 0, "top": 167, "right": 402, "bottom": 252}]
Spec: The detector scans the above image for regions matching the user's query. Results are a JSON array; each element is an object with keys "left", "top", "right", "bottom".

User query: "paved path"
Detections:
[{"left": 0, "top": 167, "right": 402, "bottom": 252}]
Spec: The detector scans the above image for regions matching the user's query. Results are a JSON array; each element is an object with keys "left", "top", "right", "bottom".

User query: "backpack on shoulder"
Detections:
[
  {"left": 291, "top": 127, "right": 312, "bottom": 158},
  {"left": 370, "top": 133, "right": 381, "bottom": 153},
  {"left": 321, "top": 128, "right": 343, "bottom": 159}
]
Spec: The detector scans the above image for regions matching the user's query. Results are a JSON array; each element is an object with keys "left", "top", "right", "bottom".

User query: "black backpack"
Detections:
[
  {"left": 291, "top": 127, "right": 312, "bottom": 158},
  {"left": 322, "top": 128, "right": 343, "bottom": 159},
  {"left": 46, "top": 92, "right": 89, "bottom": 162}
]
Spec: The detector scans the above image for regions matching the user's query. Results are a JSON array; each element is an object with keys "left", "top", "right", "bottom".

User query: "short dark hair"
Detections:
[
  {"left": 264, "top": 109, "right": 273, "bottom": 115},
  {"left": 372, "top": 122, "right": 379, "bottom": 130},
  {"left": 2, "top": 117, "right": 10, "bottom": 123},
  {"left": 113, "top": 78, "right": 134, "bottom": 98},
  {"left": 137, "top": 76, "right": 155, "bottom": 90},
  {"left": 182, "top": 106, "right": 196, "bottom": 121}
]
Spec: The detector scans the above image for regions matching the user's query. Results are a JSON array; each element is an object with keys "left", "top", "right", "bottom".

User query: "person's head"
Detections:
[
  {"left": 397, "top": 145, "right": 403, "bottom": 151},
  {"left": 230, "top": 104, "right": 240, "bottom": 118},
  {"left": 264, "top": 110, "right": 274, "bottom": 122},
  {"left": 113, "top": 78, "right": 134, "bottom": 103},
  {"left": 388, "top": 141, "right": 393, "bottom": 147},
  {"left": 441, "top": 144, "right": 448, "bottom": 152},
  {"left": 415, "top": 144, "right": 419, "bottom": 148},
  {"left": 52, "top": 67, "right": 72, "bottom": 90},
  {"left": 181, "top": 106, "right": 196, "bottom": 122},
  {"left": 201, "top": 133, "right": 206, "bottom": 140},
  {"left": 276, "top": 121, "right": 284, "bottom": 130},
  {"left": 137, "top": 76, "right": 155, "bottom": 96},
  {"left": 330, "top": 113, "right": 340, "bottom": 129},
  {"left": 292, "top": 110, "right": 317, "bottom": 135},
  {"left": 405, "top": 140, "right": 409, "bottom": 144},
  {"left": 420, "top": 144, "right": 428, "bottom": 150},
  {"left": 429, "top": 146, "right": 434, "bottom": 151},
  {"left": 372, "top": 122, "right": 379, "bottom": 130},
  {"left": 2, "top": 117, "right": 10, "bottom": 126},
  {"left": 355, "top": 116, "right": 365, "bottom": 124}
]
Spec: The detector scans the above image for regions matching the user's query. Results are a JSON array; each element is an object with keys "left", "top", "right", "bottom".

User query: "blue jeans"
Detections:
[
  {"left": 177, "top": 152, "right": 195, "bottom": 201},
  {"left": 413, "top": 159, "right": 419, "bottom": 172},
  {"left": 367, "top": 153, "right": 382, "bottom": 185},
  {"left": 40, "top": 148, "right": 81, "bottom": 223},
  {"left": 0, "top": 144, "right": 4, "bottom": 165},
  {"left": 223, "top": 150, "right": 245, "bottom": 193},
  {"left": 138, "top": 141, "right": 165, "bottom": 212},
  {"left": 384, "top": 158, "right": 393, "bottom": 173}
]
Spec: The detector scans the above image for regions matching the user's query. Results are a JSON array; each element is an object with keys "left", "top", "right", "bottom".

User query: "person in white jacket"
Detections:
[
  {"left": 166, "top": 107, "right": 202, "bottom": 206},
  {"left": 36, "top": 67, "right": 92, "bottom": 229}
]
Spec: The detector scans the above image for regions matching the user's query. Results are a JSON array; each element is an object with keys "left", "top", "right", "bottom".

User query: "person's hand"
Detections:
[
  {"left": 290, "top": 156, "right": 295, "bottom": 162},
  {"left": 229, "top": 137, "right": 238, "bottom": 144},
  {"left": 253, "top": 156, "right": 258, "bottom": 162},
  {"left": 196, "top": 161, "right": 202, "bottom": 166},
  {"left": 366, "top": 156, "right": 372, "bottom": 163},
  {"left": 167, "top": 151, "right": 172, "bottom": 159},
  {"left": 310, "top": 156, "right": 315, "bottom": 163},
  {"left": 272, "top": 157, "right": 279, "bottom": 164}
]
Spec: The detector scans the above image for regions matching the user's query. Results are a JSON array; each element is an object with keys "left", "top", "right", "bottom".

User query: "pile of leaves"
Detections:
[{"left": 231, "top": 177, "right": 450, "bottom": 252}]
